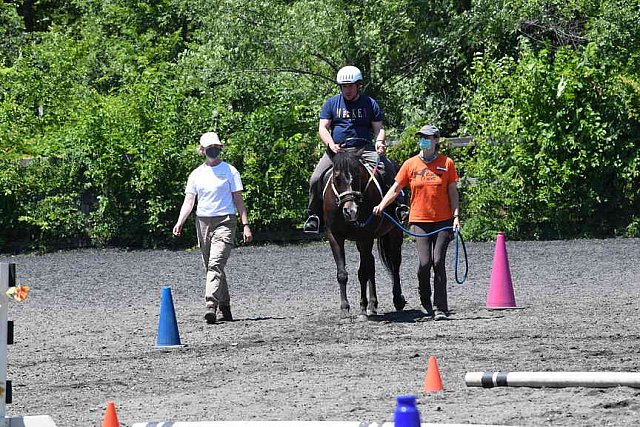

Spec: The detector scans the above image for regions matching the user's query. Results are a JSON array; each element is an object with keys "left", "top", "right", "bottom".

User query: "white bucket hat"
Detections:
[{"left": 199, "top": 132, "right": 223, "bottom": 148}]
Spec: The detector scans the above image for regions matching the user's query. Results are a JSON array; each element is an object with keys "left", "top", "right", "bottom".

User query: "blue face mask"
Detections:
[
  {"left": 205, "top": 146, "right": 221, "bottom": 159},
  {"left": 418, "top": 137, "right": 432, "bottom": 150}
]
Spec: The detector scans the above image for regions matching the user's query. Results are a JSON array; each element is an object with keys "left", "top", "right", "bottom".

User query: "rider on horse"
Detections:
[{"left": 303, "top": 65, "right": 408, "bottom": 233}]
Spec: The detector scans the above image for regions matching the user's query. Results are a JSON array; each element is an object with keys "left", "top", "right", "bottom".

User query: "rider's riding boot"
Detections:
[
  {"left": 380, "top": 170, "right": 409, "bottom": 223},
  {"left": 395, "top": 204, "right": 410, "bottom": 223},
  {"left": 394, "top": 192, "right": 410, "bottom": 223},
  {"left": 303, "top": 214, "right": 320, "bottom": 233},
  {"left": 305, "top": 178, "right": 323, "bottom": 233}
]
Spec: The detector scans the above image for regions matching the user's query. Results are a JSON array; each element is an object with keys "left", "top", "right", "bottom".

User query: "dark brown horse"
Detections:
[{"left": 323, "top": 148, "right": 406, "bottom": 318}]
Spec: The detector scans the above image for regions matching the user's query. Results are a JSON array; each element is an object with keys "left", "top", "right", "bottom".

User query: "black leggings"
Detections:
[{"left": 412, "top": 219, "right": 453, "bottom": 312}]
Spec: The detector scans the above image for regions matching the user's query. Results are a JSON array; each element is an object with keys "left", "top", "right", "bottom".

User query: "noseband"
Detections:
[
  {"left": 334, "top": 189, "right": 362, "bottom": 207},
  {"left": 330, "top": 162, "right": 363, "bottom": 208},
  {"left": 328, "top": 149, "right": 385, "bottom": 230}
]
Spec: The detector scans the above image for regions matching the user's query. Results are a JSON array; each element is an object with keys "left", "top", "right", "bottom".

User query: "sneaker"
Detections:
[
  {"left": 204, "top": 302, "right": 217, "bottom": 324},
  {"left": 420, "top": 305, "right": 434, "bottom": 320},
  {"left": 395, "top": 204, "right": 410, "bottom": 223},
  {"left": 434, "top": 309, "right": 450, "bottom": 321},
  {"left": 303, "top": 215, "right": 320, "bottom": 233},
  {"left": 219, "top": 305, "right": 233, "bottom": 321}
]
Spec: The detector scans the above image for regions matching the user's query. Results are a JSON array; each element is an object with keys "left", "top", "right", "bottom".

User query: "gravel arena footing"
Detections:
[{"left": 1, "top": 237, "right": 639, "bottom": 426}]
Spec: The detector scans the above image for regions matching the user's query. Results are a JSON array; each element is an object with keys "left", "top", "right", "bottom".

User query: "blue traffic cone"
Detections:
[{"left": 155, "top": 287, "right": 186, "bottom": 348}]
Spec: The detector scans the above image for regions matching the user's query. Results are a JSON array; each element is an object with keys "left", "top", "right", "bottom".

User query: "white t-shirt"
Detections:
[{"left": 185, "top": 162, "right": 244, "bottom": 217}]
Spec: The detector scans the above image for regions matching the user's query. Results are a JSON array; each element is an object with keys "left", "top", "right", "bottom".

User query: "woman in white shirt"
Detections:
[{"left": 173, "top": 132, "right": 252, "bottom": 324}]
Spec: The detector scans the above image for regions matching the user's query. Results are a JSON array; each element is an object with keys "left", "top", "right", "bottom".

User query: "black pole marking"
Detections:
[
  {"left": 496, "top": 372, "right": 509, "bottom": 386},
  {"left": 8, "top": 264, "right": 15, "bottom": 288},
  {"left": 7, "top": 321, "right": 13, "bottom": 345},
  {"left": 481, "top": 372, "right": 494, "bottom": 388},
  {"left": 480, "top": 371, "right": 510, "bottom": 388}
]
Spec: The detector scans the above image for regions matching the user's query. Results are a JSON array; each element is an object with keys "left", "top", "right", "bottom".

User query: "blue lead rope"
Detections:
[
  {"left": 360, "top": 211, "right": 469, "bottom": 284},
  {"left": 452, "top": 227, "right": 468, "bottom": 284}
]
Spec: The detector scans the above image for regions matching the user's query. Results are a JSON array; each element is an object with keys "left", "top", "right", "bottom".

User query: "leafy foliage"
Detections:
[
  {"left": 460, "top": 39, "right": 640, "bottom": 239},
  {"left": 1, "top": 0, "right": 639, "bottom": 251}
]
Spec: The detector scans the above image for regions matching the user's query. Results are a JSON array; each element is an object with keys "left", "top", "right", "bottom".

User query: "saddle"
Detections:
[{"left": 320, "top": 159, "right": 385, "bottom": 203}]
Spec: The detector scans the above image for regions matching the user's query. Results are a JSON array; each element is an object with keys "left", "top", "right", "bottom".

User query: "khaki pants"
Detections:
[{"left": 196, "top": 215, "right": 237, "bottom": 306}]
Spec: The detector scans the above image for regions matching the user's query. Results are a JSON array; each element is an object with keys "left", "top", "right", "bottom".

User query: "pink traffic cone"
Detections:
[{"left": 487, "top": 232, "right": 517, "bottom": 308}]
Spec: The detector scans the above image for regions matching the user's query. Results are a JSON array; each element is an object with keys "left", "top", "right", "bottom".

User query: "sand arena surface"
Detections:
[{"left": 1, "top": 237, "right": 639, "bottom": 426}]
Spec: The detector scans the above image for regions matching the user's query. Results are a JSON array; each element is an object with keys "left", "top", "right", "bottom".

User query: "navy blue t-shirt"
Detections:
[{"left": 319, "top": 94, "right": 383, "bottom": 148}]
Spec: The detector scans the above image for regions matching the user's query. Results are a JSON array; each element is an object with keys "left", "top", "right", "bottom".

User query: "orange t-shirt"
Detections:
[{"left": 395, "top": 154, "right": 459, "bottom": 223}]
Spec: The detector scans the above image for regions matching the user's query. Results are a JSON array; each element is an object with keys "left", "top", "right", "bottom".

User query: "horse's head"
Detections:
[{"left": 329, "top": 149, "right": 366, "bottom": 223}]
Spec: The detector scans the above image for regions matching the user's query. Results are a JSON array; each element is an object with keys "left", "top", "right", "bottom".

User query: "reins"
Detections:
[
  {"left": 359, "top": 211, "right": 469, "bottom": 284},
  {"left": 330, "top": 148, "right": 469, "bottom": 284}
]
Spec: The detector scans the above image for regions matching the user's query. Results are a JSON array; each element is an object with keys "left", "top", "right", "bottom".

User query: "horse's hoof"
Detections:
[
  {"left": 367, "top": 309, "right": 378, "bottom": 316},
  {"left": 357, "top": 314, "right": 368, "bottom": 322},
  {"left": 340, "top": 308, "right": 351, "bottom": 318},
  {"left": 394, "top": 295, "right": 407, "bottom": 311}
]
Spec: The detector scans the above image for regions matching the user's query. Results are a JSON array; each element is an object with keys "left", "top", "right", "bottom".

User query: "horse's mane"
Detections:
[{"left": 332, "top": 150, "right": 362, "bottom": 178}]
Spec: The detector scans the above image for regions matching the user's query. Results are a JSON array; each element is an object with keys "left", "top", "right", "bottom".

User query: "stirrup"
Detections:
[
  {"left": 303, "top": 215, "right": 320, "bottom": 234},
  {"left": 395, "top": 205, "right": 410, "bottom": 223}
]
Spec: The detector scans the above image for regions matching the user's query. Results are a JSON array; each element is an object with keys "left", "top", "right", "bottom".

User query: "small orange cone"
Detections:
[
  {"left": 423, "top": 356, "right": 444, "bottom": 392},
  {"left": 102, "top": 401, "right": 120, "bottom": 427}
]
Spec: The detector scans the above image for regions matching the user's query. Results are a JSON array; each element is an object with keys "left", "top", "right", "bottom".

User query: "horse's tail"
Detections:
[{"left": 377, "top": 227, "right": 403, "bottom": 274}]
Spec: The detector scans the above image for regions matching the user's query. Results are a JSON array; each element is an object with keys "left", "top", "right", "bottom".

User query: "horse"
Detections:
[{"left": 323, "top": 147, "right": 406, "bottom": 318}]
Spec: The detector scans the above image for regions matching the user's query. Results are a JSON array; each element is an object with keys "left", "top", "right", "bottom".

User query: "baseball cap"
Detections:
[
  {"left": 199, "top": 132, "right": 223, "bottom": 148},
  {"left": 415, "top": 125, "right": 441, "bottom": 138}
]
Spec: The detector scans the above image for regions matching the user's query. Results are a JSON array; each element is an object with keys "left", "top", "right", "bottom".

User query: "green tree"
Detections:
[{"left": 461, "top": 39, "right": 639, "bottom": 239}]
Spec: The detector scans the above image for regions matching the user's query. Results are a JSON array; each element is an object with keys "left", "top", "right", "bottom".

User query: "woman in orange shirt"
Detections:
[{"left": 373, "top": 124, "right": 461, "bottom": 320}]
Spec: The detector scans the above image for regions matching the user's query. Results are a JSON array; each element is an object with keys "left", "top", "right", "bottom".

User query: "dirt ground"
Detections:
[{"left": 1, "top": 236, "right": 639, "bottom": 426}]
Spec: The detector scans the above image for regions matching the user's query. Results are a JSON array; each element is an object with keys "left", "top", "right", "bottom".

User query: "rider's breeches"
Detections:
[
  {"left": 412, "top": 220, "right": 453, "bottom": 311},
  {"left": 196, "top": 214, "right": 236, "bottom": 305},
  {"left": 308, "top": 149, "right": 396, "bottom": 216},
  {"left": 308, "top": 152, "right": 334, "bottom": 216},
  {"left": 360, "top": 151, "right": 400, "bottom": 201}
]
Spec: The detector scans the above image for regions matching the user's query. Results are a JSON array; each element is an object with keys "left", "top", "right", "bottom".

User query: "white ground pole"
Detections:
[
  {"left": 465, "top": 371, "right": 640, "bottom": 388},
  {"left": 0, "top": 263, "right": 57, "bottom": 427},
  {"left": 0, "top": 263, "right": 10, "bottom": 422},
  {"left": 132, "top": 422, "right": 511, "bottom": 427}
]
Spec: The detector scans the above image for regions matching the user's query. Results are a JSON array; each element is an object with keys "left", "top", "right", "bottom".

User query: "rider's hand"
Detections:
[
  {"left": 372, "top": 205, "right": 384, "bottom": 216},
  {"left": 453, "top": 216, "right": 461, "bottom": 231},
  {"left": 328, "top": 141, "right": 341, "bottom": 153},
  {"left": 375, "top": 141, "right": 387, "bottom": 154},
  {"left": 172, "top": 223, "right": 182, "bottom": 236}
]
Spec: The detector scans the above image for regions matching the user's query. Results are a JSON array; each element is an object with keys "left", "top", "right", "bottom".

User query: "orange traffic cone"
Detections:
[
  {"left": 102, "top": 401, "right": 120, "bottom": 427},
  {"left": 423, "top": 355, "right": 444, "bottom": 392}
]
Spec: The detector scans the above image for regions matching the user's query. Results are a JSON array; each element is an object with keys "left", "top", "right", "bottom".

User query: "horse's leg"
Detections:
[
  {"left": 327, "top": 231, "right": 349, "bottom": 317},
  {"left": 382, "top": 228, "right": 406, "bottom": 311},
  {"left": 356, "top": 238, "right": 377, "bottom": 317}
]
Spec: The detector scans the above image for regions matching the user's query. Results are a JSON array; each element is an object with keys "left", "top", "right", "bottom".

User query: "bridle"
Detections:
[
  {"left": 328, "top": 148, "right": 385, "bottom": 230},
  {"left": 333, "top": 187, "right": 363, "bottom": 207},
  {"left": 330, "top": 160, "right": 363, "bottom": 208}
]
